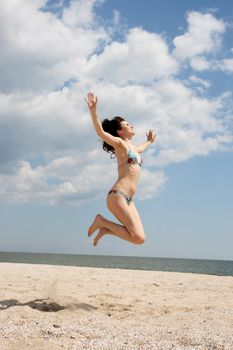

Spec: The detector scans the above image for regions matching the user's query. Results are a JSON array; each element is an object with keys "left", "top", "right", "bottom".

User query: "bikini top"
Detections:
[{"left": 118, "top": 143, "right": 143, "bottom": 168}]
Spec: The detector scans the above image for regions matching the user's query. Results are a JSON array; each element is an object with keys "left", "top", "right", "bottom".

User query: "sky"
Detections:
[{"left": 0, "top": 0, "right": 232, "bottom": 260}]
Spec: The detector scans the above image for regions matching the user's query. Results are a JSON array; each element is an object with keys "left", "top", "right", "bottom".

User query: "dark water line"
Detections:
[{"left": 0, "top": 251, "right": 233, "bottom": 276}]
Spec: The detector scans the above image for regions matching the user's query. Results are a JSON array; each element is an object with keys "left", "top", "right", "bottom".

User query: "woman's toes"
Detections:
[
  {"left": 93, "top": 228, "right": 105, "bottom": 246},
  {"left": 88, "top": 214, "right": 103, "bottom": 237}
]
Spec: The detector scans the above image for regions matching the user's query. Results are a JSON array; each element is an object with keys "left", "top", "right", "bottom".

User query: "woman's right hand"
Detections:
[{"left": 85, "top": 92, "right": 98, "bottom": 111}]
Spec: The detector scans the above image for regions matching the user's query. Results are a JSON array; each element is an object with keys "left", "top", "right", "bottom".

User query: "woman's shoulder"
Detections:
[
  {"left": 114, "top": 139, "right": 129, "bottom": 156},
  {"left": 114, "top": 138, "right": 128, "bottom": 150},
  {"left": 116, "top": 140, "right": 139, "bottom": 155}
]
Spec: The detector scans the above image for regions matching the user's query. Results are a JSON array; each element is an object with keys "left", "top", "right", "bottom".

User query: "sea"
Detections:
[{"left": 0, "top": 251, "right": 233, "bottom": 276}]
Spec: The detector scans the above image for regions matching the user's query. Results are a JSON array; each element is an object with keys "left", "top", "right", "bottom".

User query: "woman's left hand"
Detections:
[{"left": 146, "top": 129, "right": 156, "bottom": 143}]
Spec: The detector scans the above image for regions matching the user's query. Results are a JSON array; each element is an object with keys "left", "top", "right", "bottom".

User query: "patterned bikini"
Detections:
[{"left": 108, "top": 144, "right": 142, "bottom": 205}]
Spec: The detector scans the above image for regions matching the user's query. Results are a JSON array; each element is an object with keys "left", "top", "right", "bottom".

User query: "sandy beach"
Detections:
[{"left": 0, "top": 263, "right": 233, "bottom": 350}]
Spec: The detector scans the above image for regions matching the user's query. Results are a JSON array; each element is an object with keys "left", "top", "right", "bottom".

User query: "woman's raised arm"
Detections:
[
  {"left": 85, "top": 92, "right": 122, "bottom": 148},
  {"left": 137, "top": 129, "right": 156, "bottom": 153},
  {"left": 85, "top": 92, "right": 102, "bottom": 135}
]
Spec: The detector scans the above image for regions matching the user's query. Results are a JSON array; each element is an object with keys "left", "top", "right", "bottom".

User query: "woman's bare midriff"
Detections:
[
  {"left": 110, "top": 164, "right": 141, "bottom": 197},
  {"left": 107, "top": 141, "right": 142, "bottom": 196}
]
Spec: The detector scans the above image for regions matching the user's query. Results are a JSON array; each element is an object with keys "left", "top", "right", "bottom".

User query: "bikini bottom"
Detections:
[{"left": 108, "top": 189, "right": 133, "bottom": 206}]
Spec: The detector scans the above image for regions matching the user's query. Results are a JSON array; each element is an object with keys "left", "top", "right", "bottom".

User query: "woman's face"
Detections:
[{"left": 118, "top": 121, "right": 135, "bottom": 139}]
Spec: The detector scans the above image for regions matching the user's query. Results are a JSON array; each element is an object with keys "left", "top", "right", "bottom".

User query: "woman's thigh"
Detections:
[
  {"left": 128, "top": 201, "right": 145, "bottom": 237},
  {"left": 106, "top": 195, "right": 145, "bottom": 237}
]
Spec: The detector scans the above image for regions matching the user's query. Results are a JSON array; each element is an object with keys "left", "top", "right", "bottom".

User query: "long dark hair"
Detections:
[{"left": 101, "top": 116, "right": 125, "bottom": 157}]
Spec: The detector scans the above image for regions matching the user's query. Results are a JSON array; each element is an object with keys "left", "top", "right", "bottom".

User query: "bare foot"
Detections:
[
  {"left": 88, "top": 214, "right": 104, "bottom": 237},
  {"left": 93, "top": 228, "right": 108, "bottom": 246}
]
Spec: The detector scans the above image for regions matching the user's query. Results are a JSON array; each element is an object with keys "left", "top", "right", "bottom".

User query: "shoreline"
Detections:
[
  {"left": 0, "top": 263, "right": 233, "bottom": 349},
  {"left": 0, "top": 260, "right": 230, "bottom": 277},
  {"left": 1, "top": 251, "right": 232, "bottom": 277}
]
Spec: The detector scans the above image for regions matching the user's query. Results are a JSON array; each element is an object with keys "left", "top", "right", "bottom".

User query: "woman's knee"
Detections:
[
  {"left": 134, "top": 236, "right": 146, "bottom": 245},
  {"left": 129, "top": 229, "right": 146, "bottom": 245}
]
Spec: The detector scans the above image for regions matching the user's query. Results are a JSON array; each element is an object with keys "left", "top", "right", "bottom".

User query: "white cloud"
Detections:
[
  {"left": 221, "top": 58, "right": 233, "bottom": 73},
  {"left": 138, "top": 170, "right": 168, "bottom": 200},
  {"left": 189, "top": 56, "right": 233, "bottom": 75},
  {"left": 188, "top": 75, "right": 211, "bottom": 89},
  {"left": 190, "top": 56, "right": 211, "bottom": 71},
  {"left": 0, "top": 88, "right": 92, "bottom": 173},
  {"left": 0, "top": 0, "right": 108, "bottom": 93},
  {"left": 173, "top": 11, "right": 225, "bottom": 62},
  {"left": 113, "top": 10, "right": 121, "bottom": 27},
  {"left": 83, "top": 27, "right": 178, "bottom": 84},
  {"left": 1, "top": 77, "right": 231, "bottom": 203},
  {"left": 62, "top": 0, "right": 103, "bottom": 28},
  {"left": 0, "top": 154, "right": 115, "bottom": 205},
  {"left": 0, "top": 3, "right": 232, "bottom": 205},
  {"left": 173, "top": 11, "right": 233, "bottom": 76}
]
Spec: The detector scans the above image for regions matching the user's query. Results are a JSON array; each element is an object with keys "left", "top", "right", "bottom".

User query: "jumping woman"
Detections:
[{"left": 85, "top": 92, "right": 156, "bottom": 246}]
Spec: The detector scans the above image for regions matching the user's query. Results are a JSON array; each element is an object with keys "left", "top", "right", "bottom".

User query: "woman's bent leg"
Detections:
[
  {"left": 88, "top": 194, "right": 145, "bottom": 245},
  {"left": 88, "top": 214, "right": 138, "bottom": 244},
  {"left": 93, "top": 227, "right": 126, "bottom": 246},
  {"left": 106, "top": 194, "right": 145, "bottom": 244}
]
